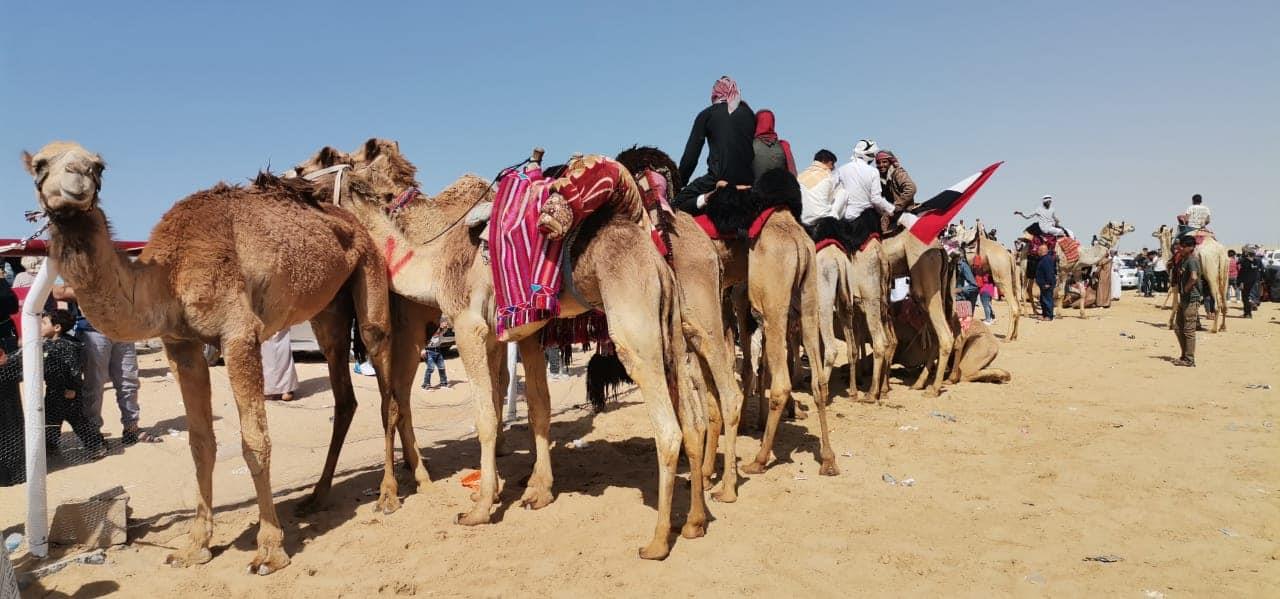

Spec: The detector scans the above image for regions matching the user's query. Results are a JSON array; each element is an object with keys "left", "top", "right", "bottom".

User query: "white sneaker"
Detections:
[{"left": 983, "top": 319, "right": 995, "bottom": 325}]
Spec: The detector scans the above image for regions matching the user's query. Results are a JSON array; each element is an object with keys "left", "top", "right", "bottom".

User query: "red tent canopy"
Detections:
[{"left": 0, "top": 238, "right": 146, "bottom": 257}]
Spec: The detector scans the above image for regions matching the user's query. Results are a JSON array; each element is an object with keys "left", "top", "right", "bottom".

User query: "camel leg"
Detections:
[
  {"left": 604, "top": 284, "right": 687, "bottom": 560},
  {"left": 816, "top": 249, "right": 845, "bottom": 400},
  {"left": 347, "top": 266, "right": 414, "bottom": 515},
  {"left": 486, "top": 334, "right": 510, "bottom": 457},
  {"left": 694, "top": 312, "right": 744, "bottom": 503},
  {"left": 516, "top": 337, "right": 554, "bottom": 510},
  {"left": 222, "top": 328, "right": 289, "bottom": 575},
  {"left": 914, "top": 255, "right": 953, "bottom": 398},
  {"left": 864, "top": 293, "right": 893, "bottom": 402},
  {"left": 161, "top": 339, "right": 215, "bottom": 568},
  {"left": 963, "top": 368, "right": 1012, "bottom": 383},
  {"left": 297, "top": 302, "right": 358, "bottom": 514},
  {"left": 994, "top": 265, "right": 1021, "bottom": 341},
  {"left": 389, "top": 296, "right": 435, "bottom": 483},
  {"left": 455, "top": 310, "right": 502, "bottom": 526},
  {"left": 798, "top": 251, "right": 838, "bottom": 475},
  {"left": 730, "top": 286, "right": 758, "bottom": 433}
]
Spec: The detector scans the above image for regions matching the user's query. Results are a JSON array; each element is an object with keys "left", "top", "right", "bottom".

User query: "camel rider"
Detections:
[
  {"left": 1015, "top": 195, "right": 1066, "bottom": 238},
  {"left": 836, "top": 139, "right": 908, "bottom": 231},
  {"left": 798, "top": 149, "right": 847, "bottom": 228},
  {"left": 1178, "top": 193, "right": 1211, "bottom": 236},
  {"left": 751, "top": 109, "right": 797, "bottom": 178},
  {"left": 673, "top": 75, "right": 756, "bottom": 213},
  {"left": 875, "top": 150, "right": 917, "bottom": 233}
]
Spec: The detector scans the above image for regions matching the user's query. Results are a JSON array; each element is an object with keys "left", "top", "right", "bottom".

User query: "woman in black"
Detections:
[{"left": 673, "top": 76, "right": 757, "bottom": 213}]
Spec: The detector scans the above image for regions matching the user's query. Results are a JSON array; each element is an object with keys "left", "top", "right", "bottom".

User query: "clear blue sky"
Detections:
[{"left": 3, "top": 1, "right": 1277, "bottom": 249}]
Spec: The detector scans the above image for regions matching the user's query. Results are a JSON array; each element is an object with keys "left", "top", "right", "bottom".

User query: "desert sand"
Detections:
[{"left": 4, "top": 293, "right": 1277, "bottom": 597}]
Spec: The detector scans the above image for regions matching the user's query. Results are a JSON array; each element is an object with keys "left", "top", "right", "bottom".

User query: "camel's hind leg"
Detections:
[
  {"left": 388, "top": 296, "right": 437, "bottom": 478},
  {"left": 221, "top": 322, "right": 289, "bottom": 575},
  {"left": 297, "top": 299, "right": 359, "bottom": 514},
  {"left": 995, "top": 262, "right": 1021, "bottom": 341},
  {"left": 517, "top": 336, "right": 554, "bottom": 509},
  {"left": 912, "top": 251, "right": 954, "bottom": 398},
  {"left": 161, "top": 339, "right": 216, "bottom": 568},
  {"left": 963, "top": 368, "right": 1012, "bottom": 383},
  {"left": 797, "top": 247, "right": 838, "bottom": 475}
]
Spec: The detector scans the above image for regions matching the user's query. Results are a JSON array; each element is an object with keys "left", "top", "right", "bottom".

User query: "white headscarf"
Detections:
[{"left": 851, "top": 139, "right": 880, "bottom": 163}]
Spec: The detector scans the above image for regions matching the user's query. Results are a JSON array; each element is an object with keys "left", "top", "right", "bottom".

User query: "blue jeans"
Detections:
[
  {"left": 1039, "top": 285, "right": 1055, "bottom": 320},
  {"left": 76, "top": 330, "right": 140, "bottom": 429},
  {"left": 422, "top": 349, "right": 447, "bottom": 386},
  {"left": 979, "top": 290, "right": 995, "bottom": 321}
]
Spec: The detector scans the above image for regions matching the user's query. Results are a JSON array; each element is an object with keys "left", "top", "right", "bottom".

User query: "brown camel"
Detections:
[
  {"left": 879, "top": 232, "right": 955, "bottom": 397},
  {"left": 1152, "top": 224, "right": 1229, "bottom": 332},
  {"left": 693, "top": 174, "right": 837, "bottom": 478},
  {"left": 293, "top": 144, "right": 706, "bottom": 560},
  {"left": 1013, "top": 221, "right": 1132, "bottom": 319},
  {"left": 892, "top": 306, "right": 1011, "bottom": 384},
  {"left": 814, "top": 239, "right": 895, "bottom": 403},
  {"left": 955, "top": 220, "right": 1022, "bottom": 340},
  {"left": 23, "top": 141, "right": 414, "bottom": 575},
  {"left": 614, "top": 147, "right": 747, "bottom": 502}
]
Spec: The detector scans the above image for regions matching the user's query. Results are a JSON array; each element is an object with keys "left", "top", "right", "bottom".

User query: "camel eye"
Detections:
[{"left": 33, "top": 159, "right": 47, "bottom": 173}]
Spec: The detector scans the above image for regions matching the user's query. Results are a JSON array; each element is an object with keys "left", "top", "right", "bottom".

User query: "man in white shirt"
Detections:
[
  {"left": 798, "top": 149, "right": 846, "bottom": 226},
  {"left": 1181, "top": 193, "right": 1211, "bottom": 235},
  {"left": 836, "top": 139, "right": 897, "bottom": 223},
  {"left": 1015, "top": 195, "right": 1065, "bottom": 237}
]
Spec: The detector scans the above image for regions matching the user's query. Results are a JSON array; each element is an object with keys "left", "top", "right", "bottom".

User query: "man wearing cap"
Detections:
[
  {"left": 836, "top": 139, "right": 902, "bottom": 227},
  {"left": 1015, "top": 195, "right": 1066, "bottom": 237},
  {"left": 1171, "top": 235, "right": 1202, "bottom": 366}
]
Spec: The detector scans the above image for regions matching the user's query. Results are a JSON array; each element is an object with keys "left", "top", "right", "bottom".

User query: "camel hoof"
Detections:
[
  {"left": 247, "top": 546, "right": 290, "bottom": 576},
  {"left": 638, "top": 540, "right": 671, "bottom": 561},
  {"left": 819, "top": 460, "right": 840, "bottom": 477},
  {"left": 741, "top": 461, "right": 767, "bottom": 475},
  {"left": 924, "top": 388, "right": 941, "bottom": 399},
  {"left": 295, "top": 495, "right": 325, "bottom": 517},
  {"left": 681, "top": 521, "right": 706, "bottom": 539},
  {"left": 376, "top": 492, "right": 402, "bottom": 515},
  {"left": 165, "top": 546, "right": 213, "bottom": 568},
  {"left": 455, "top": 509, "right": 492, "bottom": 526},
  {"left": 519, "top": 487, "right": 554, "bottom": 510},
  {"left": 710, "top": 487, "right": 738, "bottom": 503}
]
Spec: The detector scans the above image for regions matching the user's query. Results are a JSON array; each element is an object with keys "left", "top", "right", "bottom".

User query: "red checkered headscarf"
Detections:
[{"left": 711, "top": 76, "right": 741, "bottom": 114}]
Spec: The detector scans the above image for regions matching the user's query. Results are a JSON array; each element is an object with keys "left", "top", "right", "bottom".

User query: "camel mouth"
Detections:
[{"left": 41, "top": 193, "right": 97, "bottom": 218}]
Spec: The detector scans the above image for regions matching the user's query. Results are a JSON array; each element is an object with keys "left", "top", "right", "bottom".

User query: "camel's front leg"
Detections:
[
  {"left": 161, "top": 339, "right": 216, "bottom": 569},
  {"left": 222, "top": 331, "right": 289, "bottom": 575},
  {"left": 455, "top": 311, "right": 502, "bottom": 525},
  {"left": 743, "top": 305, "right": 790, "bottom": 475},
  {"left": 516, "top": 337, "right": 554, "bottom": 510},
  {"left": 299, "top": 303, "right": 359, "bottom": 514}
]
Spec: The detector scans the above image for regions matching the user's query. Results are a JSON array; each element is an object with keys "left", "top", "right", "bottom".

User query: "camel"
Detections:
[
  {"left": 614, "top": 147, "right": 747, "bottom": 502},
  {"left": 954, "top": 220, "right": 1022, "bottom": 340},
  {"left": 1015, "top": 221, "right": 1133, "bottom": 319},
  {"left": 892, "top": 304, "right": 1011, "bottom": 384},
  {"left": 814, "top": 239, "right": 895, "bottom": 403},
  {"left": 1152, "top": 224, "right": 1229, "bottom": 332},
  {"left": 23, "top": 141, "right": 415, "bottom": 575},
  {"left": 879, "top": 232, "right": 955, "bottom": 397},
  {"left": 667, "top": 157, "right": 837, "bottom": 477},
  {"left": 292, "top": 143, "right": 706, "bottom": 560}
]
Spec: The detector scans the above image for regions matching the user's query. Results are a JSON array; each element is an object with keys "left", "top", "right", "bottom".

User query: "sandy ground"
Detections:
[{"left": 3, "top": 292, "right": 1278, "bottom": 597}]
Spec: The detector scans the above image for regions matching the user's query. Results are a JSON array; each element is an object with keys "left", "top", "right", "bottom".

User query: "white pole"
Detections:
[
  {"left": 21, "top": 257, "right": 57, "bottom": 558},
  {"left": 504, "top": 343, "right": 519, "bottom": 422}
]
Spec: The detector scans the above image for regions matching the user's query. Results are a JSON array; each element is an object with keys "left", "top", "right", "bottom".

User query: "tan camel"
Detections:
[
  {"left": 614, "top": 147, "right": 746, "bottom": 502},
  {"left": 954, "top": 220, "right": 1022, "bottom": 340},
  {"left": 23, "top": 141, "right": 414, "bottom": 575},
  {"left": 892, "top": 307, "right": 1011, "bottom": 384},
  {"left": 1015, "top": 221, "right": 1133, "bottom": 319},
  {"left": 879, "top": 232, "right": 955, "bottom": 397},
  {"left": 1152, "top": 224, "right": 1229, "bottom": 332},
  {"left": 697, "top": 182, "right": 837, "bottom": 478},
  {"left": 814, "top": 240, "right": 895, "bottom": 403},
  {"left": 293, "top": 144, "right": 706, "bottom": 560}
]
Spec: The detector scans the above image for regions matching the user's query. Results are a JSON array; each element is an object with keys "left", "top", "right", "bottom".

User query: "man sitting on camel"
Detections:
[
  {"left": 1015, "top": 194, "right": 1068, "bottom": 239},
  {"left": 673, "top": 75, "right": 756, "bottom": 213}
]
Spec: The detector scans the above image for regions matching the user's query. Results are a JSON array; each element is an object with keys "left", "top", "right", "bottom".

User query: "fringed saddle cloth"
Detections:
[{"left": 490, "top": 165, "right": 563, "bottom": 342}]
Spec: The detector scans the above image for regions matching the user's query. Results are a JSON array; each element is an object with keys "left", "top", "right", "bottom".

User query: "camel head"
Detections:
[
  {"left": 23, "top": 141, "right": 105, "bottom": 218},
  {"left": 350, "top": 138, "right": 419, "bottom": 194},
  {"left": 284, "top": 145, "right": 354, "bottom": 181}
]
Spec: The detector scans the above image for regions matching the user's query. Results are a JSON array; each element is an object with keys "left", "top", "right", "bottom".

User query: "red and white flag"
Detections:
[{"left": 908, "top": 162, "right": 1003, "bottom": 244}]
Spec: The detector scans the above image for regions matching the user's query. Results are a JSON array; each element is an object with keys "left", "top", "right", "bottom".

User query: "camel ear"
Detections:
[
  {"left": 363, "top": 138, "right": 381, "bottom": 160},
  {"left": 21, "top": 151, "right": 35, "bottom": 175}
]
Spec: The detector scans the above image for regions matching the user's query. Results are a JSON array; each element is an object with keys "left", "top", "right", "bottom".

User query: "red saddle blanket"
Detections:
[
  {"left": 1058, "top": 236, "right": 1080, "bottom": 263},
  {"left": 693, "top": 207, "right": 780, "bottom": 241},
  {"left": 815, "top": 238, "right": 847, "bottom": 254}
]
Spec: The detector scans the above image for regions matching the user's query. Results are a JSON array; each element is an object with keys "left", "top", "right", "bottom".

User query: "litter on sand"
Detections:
[
  {"left": 1245, "top": 383, "right": 1271, "bottom": 390},
  {"left": 881, "top": 473, "right": 897, "bottom": 485},
  {"left": 1142, "top": 591, "right": 1166, "bottom": 599},
  {"left": 930, "top": 411, "right": 957, "bottom": 423},
  {"left": 1219, "top": 527, "right": 1240, "bottom": 537},
  {"left": 898, "top": 425, "right": 919, "bottom": 432},
  {"left": 899, "top": 477, "right": 916, "bottom": 487},
  {"left": 1082, "top": 554, "right": 1124, "bottom": 563}
]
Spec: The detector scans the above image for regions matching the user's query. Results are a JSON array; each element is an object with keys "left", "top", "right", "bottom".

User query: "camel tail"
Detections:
[
  {"left": 660, "top": 267, "right": 684, "bottom": 415},
  {"left": 585, "top": 353, "right": 631, "bottom": 412}
]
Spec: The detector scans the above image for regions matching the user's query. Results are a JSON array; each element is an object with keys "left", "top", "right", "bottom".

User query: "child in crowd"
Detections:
[{"left": 421, "top": 319, "right": 449, "bottom": 389}]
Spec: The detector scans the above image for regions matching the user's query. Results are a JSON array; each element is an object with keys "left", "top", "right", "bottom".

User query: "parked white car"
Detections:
[{"left": 1115, "top": 256, "right": 1140, "bottom": 289}]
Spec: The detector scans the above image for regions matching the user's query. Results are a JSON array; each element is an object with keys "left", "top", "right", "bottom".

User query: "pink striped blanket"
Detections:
[{"left": 490, "top": 166, "right": 564, "bottom": 341}]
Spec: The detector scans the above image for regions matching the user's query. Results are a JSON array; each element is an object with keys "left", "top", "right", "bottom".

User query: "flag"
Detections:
[{"left": 908, "top": 162, "right": 1003, "bottom": 244}]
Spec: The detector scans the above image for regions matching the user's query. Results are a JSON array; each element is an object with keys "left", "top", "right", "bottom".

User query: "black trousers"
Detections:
[
  {"left": 46, "top": 396, "right": 104, "bottom": 450},
  {"left": 672, "top": 173, "right": 719, "bottom": 213}
]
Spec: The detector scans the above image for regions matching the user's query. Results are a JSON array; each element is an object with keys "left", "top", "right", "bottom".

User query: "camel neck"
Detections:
[
  {"left": 345, "top": 201, "right": 444, "bottom": 306},
  {"left": 47, "top": 209, "right": 169, "bottom": 340}
]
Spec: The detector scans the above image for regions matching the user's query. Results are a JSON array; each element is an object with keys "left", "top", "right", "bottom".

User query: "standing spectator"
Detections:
[
  {"left": 351, "top": 316, "right": 375, "bottom": 376},
  {"left": 1141, "top": 251, "right": 1157, "bottom": 297},
  {"left": 1134, "top": 250, "right": 1150, "bottom": 294},
  {"left": 546, "top": 347, "right": 568, "bottom": 381},
  {"left": 972, "top": 256, "right": 997, "bottom": 324},
  {"left": 421, "top": 320, "right": 449, "bottom": 389},
  {"left": 0, "top": 279, "right": 22, "bottom": 485},
  {"left": 1237, "top": 246, "right": 1263, "bottom": 319},
  {"left": 36, "top": 310, "right": 106, "bottom": 458},
  {"left": 1227, "top": 249, "right": 1240, "bottom": 302},
  {"left": 1035, "top": 244, "right": 1057, "bottom": 321},
  {"left": 1152, "top": 252, "right": 1168, "bottom": 293},
  {"left": 51, "top": 285, "right": 147, "bottom": 444},
  {"left": 261, "top": 328, "right": 298, "bottom": 402},
  {"left": 1171, "top": 236, "right": 1202, "bottom": 366},
  {"left": 955, "top": 253, "right": 979, "bottom": 303}
]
